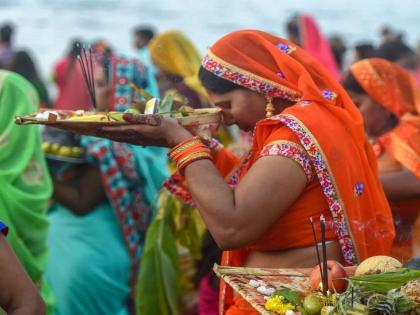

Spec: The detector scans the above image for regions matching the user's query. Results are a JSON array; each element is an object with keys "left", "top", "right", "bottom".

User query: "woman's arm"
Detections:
[
  {"left": 53, "top": 164, "right": 107, "bottom": 215},
  {"left": 0, "top": 235, "right": 45, "bottom": 315},
  {"left": 380, "top": 168, "right": 420, "bottom": 201},
  {"left": 184, "top": 155, "right": 307, "bottom": 250},
  {"left": 93, "top": 117, "right": 308, "bottom": 249}
]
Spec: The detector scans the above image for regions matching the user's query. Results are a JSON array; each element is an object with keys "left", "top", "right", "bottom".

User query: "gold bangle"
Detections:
[
  {"left": 169, "top": 138, "right": 203, "bottom": 159},
  {"left": 178, "top": 151, "right": 212, "bottom": 167}
]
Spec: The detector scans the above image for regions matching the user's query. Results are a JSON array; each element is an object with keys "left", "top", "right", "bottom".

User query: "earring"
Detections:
[{"left": 265, "top": 96, "right": 275, "bottom": 118}]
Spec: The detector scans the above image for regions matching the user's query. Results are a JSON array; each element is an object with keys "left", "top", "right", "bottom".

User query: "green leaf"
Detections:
[
  {"left": 273, "top": 288, "right": 307, "bottom": 315},
  {"left": 350, "top": 269, "right": 420, "bottom": 294},
  {"left": 136, "top": 216, "right": 180, "bottom": 315},
  {"left": 158, "top": 94, "right": 174, "bottom": 114}
]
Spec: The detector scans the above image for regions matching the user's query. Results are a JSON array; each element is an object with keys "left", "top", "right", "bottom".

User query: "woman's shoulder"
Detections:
[{"left": 255, "top": 118, "right": 301, "bottom": 148}]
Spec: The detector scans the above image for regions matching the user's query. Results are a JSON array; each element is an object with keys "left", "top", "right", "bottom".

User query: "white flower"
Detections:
[
  {"left": 249, "top": 279, "right": 260, "bottom": 288},
  {"left": 257, "top": 286, "right": 276, "bottom": 296}
]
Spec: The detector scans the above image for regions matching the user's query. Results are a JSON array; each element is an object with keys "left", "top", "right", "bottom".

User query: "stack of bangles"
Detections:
[{"left": 168, "top": 136, "right": 213, "bottom": 174}]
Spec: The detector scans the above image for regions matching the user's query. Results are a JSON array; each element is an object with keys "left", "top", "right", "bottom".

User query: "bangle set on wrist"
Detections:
[{"left": 168, "top": 137, "right": 213, "bottom": 174}]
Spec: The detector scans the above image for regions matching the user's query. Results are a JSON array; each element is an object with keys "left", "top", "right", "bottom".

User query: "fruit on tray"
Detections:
[{"left": 309, "top": 260, "right": 348, "bottom": 293}]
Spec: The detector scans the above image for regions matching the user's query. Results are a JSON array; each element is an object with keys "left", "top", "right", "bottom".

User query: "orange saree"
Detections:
[
  {"left": 200, "top": 31, "right": 395, "bottom": 314},
  {"left": 351, "top": 58, "right": 420, "bottom": 261}
]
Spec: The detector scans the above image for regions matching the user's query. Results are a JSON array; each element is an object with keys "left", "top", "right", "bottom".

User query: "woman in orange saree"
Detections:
[
  {"left": 343, "top": 58, "right": 420, "bottom": 262},
  {"left": 96, "top": 30, "right": 394, "bottom": 315}
]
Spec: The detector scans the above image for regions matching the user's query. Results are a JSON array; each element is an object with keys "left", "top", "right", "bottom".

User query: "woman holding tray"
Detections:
[
  {"left": 45, "top": 51, "right": 168, "bottom": 315},
  {"left": 97, "top": 30, "right": 395, "bottom": 314},
  {"left": 343, "top": 58, "right": 420, "bottom": 261}
]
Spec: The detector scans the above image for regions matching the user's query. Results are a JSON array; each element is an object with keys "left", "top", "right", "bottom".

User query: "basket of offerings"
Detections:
[{"left": 215, "top": 256, "right": 420, "bottom": 315}]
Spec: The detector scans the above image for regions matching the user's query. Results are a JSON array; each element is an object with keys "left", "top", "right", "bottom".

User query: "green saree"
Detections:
[{"left": 0, "top": 70, "right": 53, "bottom": 313}]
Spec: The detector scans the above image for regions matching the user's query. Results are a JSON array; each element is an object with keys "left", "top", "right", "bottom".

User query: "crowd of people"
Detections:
[{"left": 0, "top": 13, "right": 419, "bottom": 315}]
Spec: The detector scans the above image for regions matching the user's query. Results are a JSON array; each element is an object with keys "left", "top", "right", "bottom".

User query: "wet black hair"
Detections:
[
  {"left": 198, "top": 66, "right": 243, "bottom": 94},
  {"left": 134, "top": 27, "right": 155, "bottom": 43},
  {"left": 355, "top": 43, "right": 376, "bottom": 60},
  {"left": 376, "top": 40, "right": 415, "bottom": 62},
  {"left": 0, "top": 24, "right": 13, "bottom": 45},
  {"left": 329, "top": 35, "right": 347, "bottom": 70},
  {"left": 341, "top": 71, "right": 366, "bottom": 94},
  {"left": 10, "top": 50, "right": 38, "bottom": 80}
]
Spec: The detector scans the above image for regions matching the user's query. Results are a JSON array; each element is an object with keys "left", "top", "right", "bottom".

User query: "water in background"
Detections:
[{"left": 0, "top": 0, "right": 419, "bottom": 89}]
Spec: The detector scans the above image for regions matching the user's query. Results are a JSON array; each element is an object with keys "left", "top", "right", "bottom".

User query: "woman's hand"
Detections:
[{"left": 96, "top": 113, "right": 193, "bottom": 147}]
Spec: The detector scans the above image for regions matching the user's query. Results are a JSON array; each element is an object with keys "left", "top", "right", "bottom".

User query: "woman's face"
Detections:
[
  {"left": 348, "top": 91, "right": 394, "bottom": 138},
  {"left": 206, "top": 89, "right": 267, "bottom": 132}
]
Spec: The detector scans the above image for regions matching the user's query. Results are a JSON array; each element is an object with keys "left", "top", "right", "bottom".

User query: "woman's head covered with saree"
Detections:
[
  {"left": 348, "top": 58, "right": 420, "bottom": 178},
  {"left": 149, "top": 30, "right": 208, "bottom": 105},
  {"left": 92, "top": 40, "right": 155, "bottom": 112},
  {"left": 200, "top": 29, "right": 394, "bottom": 263},
  {"left": 0, "top": 70, "right": 53, "bottom": 309},
  {"left": 286, "top": 14, "right": 339, "bottom": 79}
]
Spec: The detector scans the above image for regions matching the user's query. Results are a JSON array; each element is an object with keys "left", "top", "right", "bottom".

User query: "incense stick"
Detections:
[
  {"left": 88, "top": 47, "right": 96, "bottom": 105},
  {"left": 77, "top": 45, "right": 97, "bottom": 108},
  {"left": 309, "top": 217, "right": 324, "bottom": 285},
  {"left": 320, "top": 215, "right": 328, "bottom": 295}
]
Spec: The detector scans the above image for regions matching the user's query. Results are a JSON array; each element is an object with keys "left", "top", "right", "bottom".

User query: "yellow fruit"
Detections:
[
  {"left": 42, "top": 142, "right": 50, "bottom": 152},
  {"left": 70, "top": 147, "right": 83, "bottom": 157},
  {"left": 355, "top": 256, "right": 402, "bottom": 276},
  {"left": 58, "top": 146, "right": 72, "bottom": 157},
  {"left": 49, "top": 143, "right": 60, "bottom": 155},
  {"left": 303, "top": 292, "right": 325, "bottom": 315}
]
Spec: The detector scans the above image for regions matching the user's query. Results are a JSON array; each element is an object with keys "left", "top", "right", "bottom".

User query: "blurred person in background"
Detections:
[
  {"left": 9, "top": 50, "right": 51, "bottom": 108},
  {"left": 132, "top": 26, "right": 159, "bottom": 99},
  {"left": 149, "top": 30, "right": 209, "bottom": 108},
  {"left": 376, "top": 39, "right": 420, "bottom": 86},
  {"left": 379, "top": 25, "right": 403, "bottom": 44},
  {"left": 343, "top": 58, "right": 420, "bottom": 261},
  {"left": 286, "top": 14, "right": 339, "bottom": 78},
  {"left": 52, "top": 39, "right": 92, "bottom": 110},
  {"left": 45, "top": 45, "right": 168, "bottom": 315},
  {"left": 353, "top": 43, "right": 376, "bottom": 62},
  {"left": 0, "top": 23, "right": 14, "bottom": 69},
  {"left": 0, "top": 70, "right": 54, "bottom": 313},
  {"left": 328, "top": 34, "right": 347, "bottom": 72},
  {"left": 133, "top": 26, "right": 155, "bottom": 68}
]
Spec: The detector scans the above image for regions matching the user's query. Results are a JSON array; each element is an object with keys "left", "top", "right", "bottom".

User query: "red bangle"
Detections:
[{"left": 168, "top": 137, "right": 212, "bottom": 174}]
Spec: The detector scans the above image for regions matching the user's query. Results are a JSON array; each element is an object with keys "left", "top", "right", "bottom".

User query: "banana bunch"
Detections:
[{"left": 43, "top": 142, "right": 84, "bottom": 158}]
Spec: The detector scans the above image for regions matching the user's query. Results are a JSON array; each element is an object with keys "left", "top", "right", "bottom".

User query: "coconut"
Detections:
[
  {"left": 400, "top": 279, "right": 420, "bottom": 305},
  {"left": 355, "top": 256, "right": 402, "bottom": 276}
]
